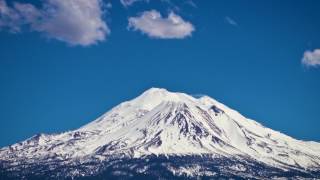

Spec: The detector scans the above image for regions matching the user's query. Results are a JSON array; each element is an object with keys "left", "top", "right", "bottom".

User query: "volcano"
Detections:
[{"left": 1, "top": 88, "right": 320, "bottom": 179}]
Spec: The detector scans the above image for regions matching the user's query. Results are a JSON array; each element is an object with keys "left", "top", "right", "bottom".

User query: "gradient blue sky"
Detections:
[{"left": 0, "top": 0, "right": 320, "bottom": 147}]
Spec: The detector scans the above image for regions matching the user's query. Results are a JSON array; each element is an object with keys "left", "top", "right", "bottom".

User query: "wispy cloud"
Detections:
[
  {"left": 120, "top": 0, "right": 138, "bottom": 7},
  {"left": 185, "top": 0, "right": 197, "bottom": 8},
  {"left": 0, "top": 0, "right": 109, "bottom": 46},
  {"left": 302, "top": 49, "right": 320, "bottom": 67},
  {"left": 120, "top": 0, "right": 148, "bottom": 7},
  {"left": 0, "top": 0, "right": 41, "bottom": 32},
  {"left": 128, "top": 10, "right": 195, "bottom": 39},
  {"left": 225, "top": 16, "right": 238, "bottom": 27}
]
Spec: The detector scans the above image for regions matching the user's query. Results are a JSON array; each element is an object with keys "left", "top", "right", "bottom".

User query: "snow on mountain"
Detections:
[{"left": 1, "top": 87, "right": 320, "bottom": 178}]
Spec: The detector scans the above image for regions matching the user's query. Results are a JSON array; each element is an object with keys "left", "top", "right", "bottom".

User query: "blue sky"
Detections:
[{"left": 0, "top": 0, "right": 320, "bottom": 147}]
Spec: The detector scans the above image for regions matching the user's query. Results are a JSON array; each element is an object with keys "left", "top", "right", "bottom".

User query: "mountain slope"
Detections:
[{"left": 1, "top": 88, "right": 320, "bottom": 179}]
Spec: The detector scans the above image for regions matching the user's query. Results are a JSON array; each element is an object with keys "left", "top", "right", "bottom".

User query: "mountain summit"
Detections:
[{"left": 1, "top": 88, "right": 320, "bottom": 179}]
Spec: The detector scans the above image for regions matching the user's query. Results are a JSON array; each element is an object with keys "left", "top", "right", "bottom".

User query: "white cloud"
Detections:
[
  {"left": 225, "top": 16, "right": 238, "bottom": 27},
  {"left": 0, "top": 0, "right": 109, "bottom": 46},
  {"left": 0, "top": 0, "right": 40, "bottom": 32},
  {"left": 302, "top": 49, "right": 320, "bottom": 67},
  {"left": 128, "top": 10, "right": 194, "bottom": 39}
]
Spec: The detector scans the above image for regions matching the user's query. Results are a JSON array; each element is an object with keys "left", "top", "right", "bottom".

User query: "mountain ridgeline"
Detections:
[{"left": 1, "top": 88, "right": 320, "bottom": 179}]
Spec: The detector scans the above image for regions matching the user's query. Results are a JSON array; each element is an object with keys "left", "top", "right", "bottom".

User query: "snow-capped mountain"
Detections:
[{"left": 1, "top": 88, "right": 320, "bottom": 179}]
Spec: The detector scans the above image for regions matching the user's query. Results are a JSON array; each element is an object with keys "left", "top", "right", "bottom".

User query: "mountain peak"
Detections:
[
  {"left": 129, "top": 88, "right": 195, "bottom": 111},
  {"left": 1, "top": 88, "right": 320, "bottom": 179},
  {"left": 144, "top": 87, "right": 169, "bottom": 93}
]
